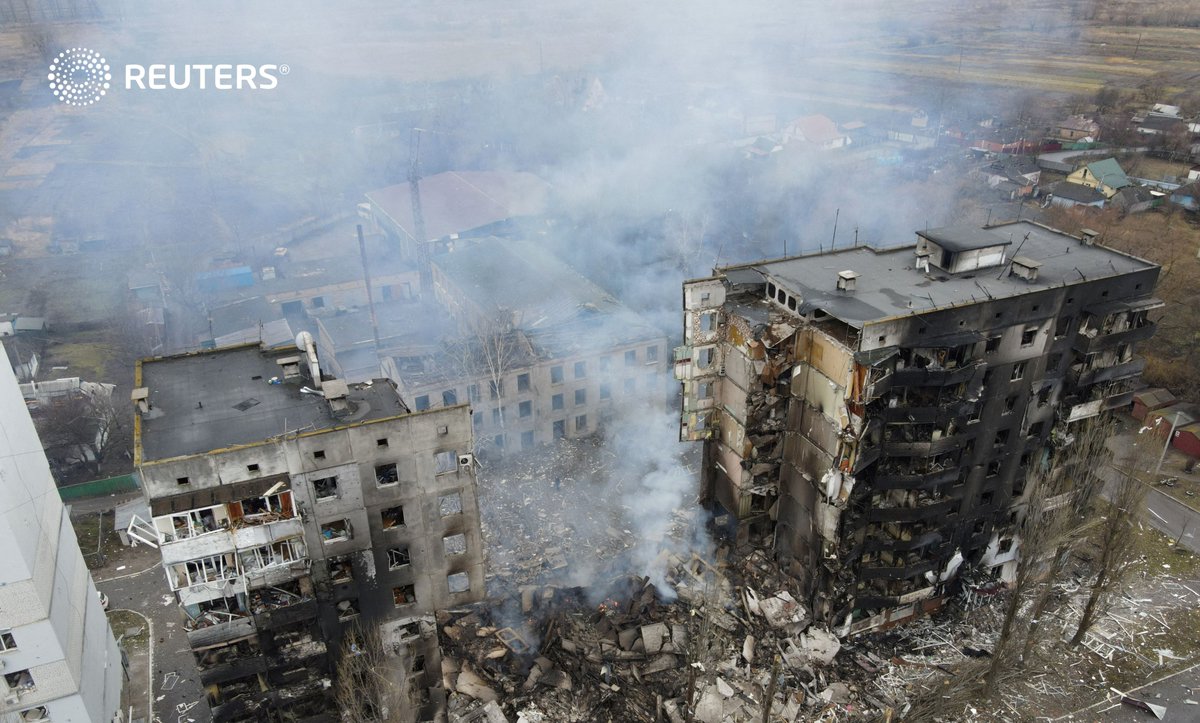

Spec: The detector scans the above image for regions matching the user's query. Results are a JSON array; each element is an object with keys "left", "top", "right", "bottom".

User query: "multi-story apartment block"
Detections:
[
  {"left": 129, "top": 337, "right": 485, "bottom": 722},
  {"left": 677, "top": 221, "right": 1160, "bottom": 633},
  {"left": 377, "top": 238, "right": 671, "bottom": 454},
  {"left": 0, "top": 341, "right": 124, "bottom": 723}
]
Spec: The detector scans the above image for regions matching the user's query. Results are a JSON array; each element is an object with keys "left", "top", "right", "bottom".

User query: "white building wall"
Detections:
[{"left": 0, "top": 340, "right": 123, "bottom": 723}]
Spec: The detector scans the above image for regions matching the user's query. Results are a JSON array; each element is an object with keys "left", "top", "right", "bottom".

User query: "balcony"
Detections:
[
  {"left": 860, "top": 528, "right": 946, "bottom": 553},
  {"left": 1070, "top": 357, "right": 1146, "bottom": 387},
  {"left": 879, "top": 400, "right": 974, "bottom": 425},
  {"left": 199, "top": 656, "right": 269, "bottom": 687},
  {"left": 892, "top": 361, "right": 983, "bottom": 388},
  {"left": 873, "top": 466, "right": 959, "bottom": 491},
  {"left": 232, "top": 516, "right": 305, "bottom": 549},
  {"left": 186, "top": 614, "right": 256, "bottom": 649},
  {"left": 881, "top": 433, "right": 971, "bottom": 457},
  {"left": 858, "top": 557, "right": 939, "bottom": 581},
  {"left": 867, "top": 498, "right": 958, "bottom": 523},
  {"left": 1072, "top": 320, "right": 1156, "bottom": 354},
  {"left": 254, "top": 599, "right": 319, "bottom": 630}
]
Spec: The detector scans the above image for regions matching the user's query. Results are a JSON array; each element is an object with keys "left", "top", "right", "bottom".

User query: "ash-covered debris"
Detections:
[{"left": 438, "top": 548, "right": 897, "bottom": 723}]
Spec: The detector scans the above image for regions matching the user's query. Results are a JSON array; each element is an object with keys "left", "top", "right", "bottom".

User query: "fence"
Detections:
[{"left": 58, "top": 473, "right": 140, "bottom": 501}]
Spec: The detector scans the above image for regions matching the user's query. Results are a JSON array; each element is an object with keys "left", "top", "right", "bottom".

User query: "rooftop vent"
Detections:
[
  {"left": 276, "top": 355, "right": 302, "bottom": 380},
  {"left": 131, "top": 387, "right": 149, "bottom": 414},
  {"left": 836, "top": 270, "right": 859, "bottom": 292},
  {"left": 1080, "top": 228, "right": 1099, "bottom": 246},
  {"left": 915, "top": 250, "right": 930, "bottom": 273},
  {"left": 1009, "top": 255, "right": 1042, "bottom": 282},
  {"left": 323, "top": 379, "right": 350, "bottom": 414}
]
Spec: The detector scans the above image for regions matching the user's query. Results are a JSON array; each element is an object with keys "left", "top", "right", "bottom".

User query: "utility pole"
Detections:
[
  {"left": 409, "top": 128, "right": 431, "bottom": 295},
  {"left": 1154, "top": 410, "right": 1183, "bottom": 475},
  {"left": 357, "top": 224, "right": 383, "bottom": 364}
]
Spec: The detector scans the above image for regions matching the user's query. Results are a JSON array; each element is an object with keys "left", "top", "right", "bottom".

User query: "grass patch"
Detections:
[
  {"left": 42, "top": 336, "right": 119, "bottom": 382},
  {"left": 106, "top": 609, "right": 149, "bottom": 649},
  {"left": 71, "top": 512, "right": 126, "bottom": 571}
]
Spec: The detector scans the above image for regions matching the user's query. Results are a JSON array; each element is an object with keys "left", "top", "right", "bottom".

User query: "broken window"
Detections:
[
  {"left": 998, "top": 538, "right": 1014, "bottom": 553},
  {"left": 985, "top": 336, "right": 1001, "bottom": 353},
  {"left": 517, "top": 373, "right": 531, "bottom": 392},
  {"left": 699, "top": 311, "right": 716, "bottom": 333},
  {"left": 415, "top": 395, "right": 430, "bottom": 411},
  {"left": 247, "top": 463, "right": 260, "bottom": 473},
  {"left": 552, "top": 393, "right": 564, "bottom": 410},
  {"left": 313, "top": 449, "right": 326, "bottom": 460},
  {"left": 240, "top": 538, "right": 305, "bottom": 573},
  {"left": 447, "top": 572, "right": 470, "bottom": 594},
  {"left": 0, "top": 632, "right": 16, "bottom": 651},
  {"left": 320, "top": 519, "right": 351, "bottom": 543},
  {"left": 521, "top": 431, "right": 534, "bottom": 449},
  {"left": 382, "top": 505, "right": 405, "bottom": 529},
  {"left": 599, "top": 383, "right": 612, "bottom": 400},
  {"left": 1047, "top": 353, "right": 1062, "bottom": 372},
  {"left": 376, "top": 462, "right": 399, "bottom": 486},
  {"left": 439, "top": 493, "right": 462, "bottom": 517},
  {"left": 387, "top": 546, "right": 410, "bottom": 569},
  {"left": 981, "top": 491, "right": 995, "bottom": 506},
  {"left": 1037, "top": 386, "right": 1051, "bottom": 406},
  {"left": 1003, "top": 395, "right": 1017, "bottom": 414},
  {"left": 519, "top": 400, "right": 532, "bottom": 418},
  {"left": 393, "top": 585, "right": 417, "bottom": 606},
  {"left": 646, "top": 345, "right": 658, "bottom": 362},
  {"left": 170, "top": 553, "right": 238, "bottom": 589},
  {"left": 18, "top": 707, "right": 48, "bottom": 722},
  {"left": 994, "top": 429, "right": 1010, "bottom": 447},
  {"left": 550, "top": 365, "right": 564, "bottom": 384},
  {"left": 377, "top": 437, "right": 388, "bottom": 448},
  {"left": 443, "top": 533, "right": 467, "bottom": 555},
  {"left": 412, "top": 655, "right": 426, "bottom": 673},
  {"left": 1020, "top": 326, "right": 1038, "bottom": 346},
  {"left": 574, "top": 388, "right": 586, "bottom": 405},
  {"left": 177, "top": 476, "right": 190, "bottom": 485},
  {"left": 576, "top": 414, "right": 587, "bottom": 432},
  {"left": 625, "top": 349, "right": 637, "bottom": 366},
  {"left": 1054, "top": 315, "right": 1072, "bottom": 338},
  {"left": 1028, "top": 421, "right": 1045, "bottom": 438},
  {"left": 987, "top": 459, "right": 1001, "bottom": 476},
  {"left": 4, "top": 670, "right": 34, "bottom": 692},
  {"left": 696, "top": 347, "right": 714, "bottom": 368},
  {"left": 434, "top": 451, "right": 457, "bottom": 475},
  {"left": 312, "top": 476, "right": 338, "bottom": 501},
  {"left": 327, "top": 556, "right": 353, "bottom": 583},
  {"left": 442, "top": 389, "right": 457, "bottom": 406},
  {"left": 1010, "top": 362, "right": 1026, "bottom": 381},
  {"left": 337, "top": 599, "right": 360, "bottom": 621},
  {"left": 553, "top": 420, "right": 566, "bottom": 439},
  {"left": 574, "top": 361, "right": 586, "bottom": 379}
]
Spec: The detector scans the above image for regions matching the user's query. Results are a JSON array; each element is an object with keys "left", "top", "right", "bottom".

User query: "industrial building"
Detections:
[
  {"left": 676, "top": 221, "right": 1160, "bottom": 633},
  {"left": 129, "top": 336, "right": 485, "bottom": 722},
  {"left": 0, "top": 340, "right": 124, "bottom": 723}
]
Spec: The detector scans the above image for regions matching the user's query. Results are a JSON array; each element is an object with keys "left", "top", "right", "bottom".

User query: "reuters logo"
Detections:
[{"left": 48, "top": 48, "right": 111, "bottom": 106}]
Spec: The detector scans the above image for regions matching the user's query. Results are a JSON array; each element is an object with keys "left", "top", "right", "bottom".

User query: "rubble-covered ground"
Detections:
[{"left": 462, "top": 439, "right": 1200, "bottom": 722}]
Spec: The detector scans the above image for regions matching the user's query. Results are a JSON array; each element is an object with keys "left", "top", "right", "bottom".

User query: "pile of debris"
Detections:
[{"left": 439, "top": 549, "right": 899, "bottom": 723}]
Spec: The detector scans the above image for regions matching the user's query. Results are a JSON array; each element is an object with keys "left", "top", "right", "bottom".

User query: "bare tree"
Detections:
[
  {"left": 1068, "top": 428, "right": 1151, "bottom": 647},
  {"left": 33, "top": 385, "right": 129, "bottom": 479},
  {"left": 445, "top": 309, "right": 529, "bottom": 443},
  {"left": 334, "top": 622, "right": 410, "bottom": 722}
]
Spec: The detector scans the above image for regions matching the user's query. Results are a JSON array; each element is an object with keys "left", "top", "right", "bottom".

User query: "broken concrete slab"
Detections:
[
  {"left": 800, "top": 626, "right": 841, "bottom": 665},
  {"left": 641, "top": 622, "right": 668, "bottom": 653}
]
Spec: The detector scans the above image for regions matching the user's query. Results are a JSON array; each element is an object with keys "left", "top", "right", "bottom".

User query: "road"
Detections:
[
  {"left": 1057, "top": 662, "right": 1200, "bottom": 722},
  {"left": 1099, "top": 466, "right": 1199, "bottom": 554}
]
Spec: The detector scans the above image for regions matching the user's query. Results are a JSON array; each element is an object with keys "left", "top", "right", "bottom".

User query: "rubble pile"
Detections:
[{"left": 438, "top": 549, "right": 908, "bottom": 723}]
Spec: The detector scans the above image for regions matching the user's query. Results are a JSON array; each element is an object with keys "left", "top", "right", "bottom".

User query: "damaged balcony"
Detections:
[
  {"left": 1068, "top": 355, "right": 1145, "bottom": 387},
  {"left": 867, "top": 489, "right": 959, "bottom": 522},
  {"left": 1072, "top": 304, "right": 1160, "bottom": 354},
  {"left": 268, "top": 624, "right": 328, "bottom": 668},
  {"left": 186, "top": 613, "right": 256, "bottom": 649},
  {"left": 891, "top": 345, "right": 984, "bottom": 388},
  {"left": 251, "top": 581, "right": 318, "bottom": 629},
  {"left": 880, "top": 422, "right": 972, "bottom": 456},
  {"left": 872, "top": 461, "right": 961, "bottom": 490}
]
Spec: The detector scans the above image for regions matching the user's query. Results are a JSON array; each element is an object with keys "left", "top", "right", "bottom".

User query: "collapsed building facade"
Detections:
[
  {"left": 677, "top": 221, "right": 1160, "bottom": 632},
  {"left": 129, "top": 337, "right": 485, "bottom": 722}
]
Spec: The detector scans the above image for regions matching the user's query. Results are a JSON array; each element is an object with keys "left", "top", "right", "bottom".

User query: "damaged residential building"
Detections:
[
  {"left": 677, "top": 221, "right": 1160, "bottom": 633},
  {"left": 129, "top": 337, "right": 485, "bottom": 722}
]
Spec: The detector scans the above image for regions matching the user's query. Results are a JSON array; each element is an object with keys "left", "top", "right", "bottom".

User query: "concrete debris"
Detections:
[{"left": 801, "top": 627, "right": 843, "bottom": 665}]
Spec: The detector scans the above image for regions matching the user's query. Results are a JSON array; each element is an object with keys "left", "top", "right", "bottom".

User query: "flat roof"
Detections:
[
  {"left": 137, "top": 344, "right": 408, "bottom": 462},
  {"left": 366, "top": 171, "right": 550, "bottom": 241},
  {"left": 734, "top": 221, "right": 1157, "bottom": 329}
]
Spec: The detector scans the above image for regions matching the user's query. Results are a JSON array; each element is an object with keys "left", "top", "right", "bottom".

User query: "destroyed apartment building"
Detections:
[
  {"left": 128, "top": 334, "right": 486, "bottom": 722},
  {"left": 677, "top": 221, "right": 1161, "bottom": 632}
]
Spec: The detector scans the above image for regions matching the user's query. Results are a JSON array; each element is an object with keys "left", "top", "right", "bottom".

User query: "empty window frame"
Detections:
[
  {"left": 553, "top": 420, "right": 566, "bottom": 439},
  {"left": 313, "top": 449, "right": 326, "bottom": 460},
  {"left": 381, "top": 505, "right": 405, "bottom": 529},
  {"left": 443, "top": 533, "right": 467, "bottom": 555},
  {"left": 319, "top": 519, "right": 351, "bottom": 543},
  {"left": 552, "top": 393, "right": 564, "bottom": 410},
  {"left": 327, "top": 555, "right": 353, "bottom": 583},
  {"left": 0, "top": 631, "right": 16, "bottom": 651},
  {"left": 376, "top": 463, "right": 399, "bottom": 486},
  {"left": 434, "top": 451, "right": 457, "bottom": 475},
  {"left": 18, "top": 707, "right": 49, "bottom": 722},
  {"left": 312, "top": 476, "right": 338, "bottom": 501},
  {"left": 156, "top": 504, "right": 226, "bottom": 542},
  {"left": 1020, "top": 326, "right": 1038, "bottom": 346},
  {"left": 387, "top": 546, "right": 410, "bottom": 569},
  {"left": 393, "top": 585, "right": 416, "bottom": 607},
  {"left": 576, "top": 414, "right": 587, "bottom": 432},
  {"left": 696, "top": 347, "right": 715, "bottom": 368},
  {"left": 439, "top": 493, "right": 463, "bottom": 517},
  {"left": 519, "top": 400, "right": 532, "bottom": 418},
  {"left": 550, "top": 365, "right": 564, "bottom": 384},
  {"left": 240, "top": 538, "right": 305, "bottom": 573},
  {"left": 574, "top": 361, "right": 586, "bottom": 379},
  {"left": 337, "top": 599, "right": 360, "bottom": 621},
  {"left": 517, "top": 372, "right": 531, "bottom": 392},
  {"left": 985, "top": 336, "right": 1001, "bottom": 353},
  {"left": 1010, "top": 362, "right": 1026, "bottom": 381},
  {"left": 447, "top": 572, "right": 470, "bottom": 594},
  {"left": 236, "top": 489, "right": 293, "bottom": 519},
  {"left": 4, "top": 670, "right": 34, "bottom": 692},
  {"left": 170, "top": 553, "right": 238, "bottom": 589}
]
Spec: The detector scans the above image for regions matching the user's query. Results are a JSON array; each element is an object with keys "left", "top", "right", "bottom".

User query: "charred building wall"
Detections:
[
  {"left": 676, "top": 221, "right": 1161, "bottom": 633},
  {"left": 132, "top": 342, "right": 485, "bottom": 722}
]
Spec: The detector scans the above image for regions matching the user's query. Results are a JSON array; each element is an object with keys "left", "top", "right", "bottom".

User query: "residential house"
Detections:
[
  {"left": 784, "top": 115, "right": 850, "bottom": 150},
  {"left": 1112, "top": 185, "right": 1159, "bottom": 215},
  {"left": 4, "top": 337, "right": 38, "bottom": 381},
  {"left": 1169, "top": 182, "right": 1199, "bottom": 212},
  {"left": 1054, "top": 115, "right": 1100, "bottom": 142},
  {"left": 678, "top": 221, "right": 1160, "bottom": 632},
  {"left": 1049, "top": 182, "right": 1107, "bottom": 209},
  {"left": 1066, "top": 158, "right": 1132, "bottom": 198},
  {"left": 980, "top": 157, "right": 1041, "bottom": 197},
  {"left": 1136, "top": 113, "right": 1187, "bottom": 137},
  {"left": 130, "top": 341, "right": 485, "bottom": 722}
]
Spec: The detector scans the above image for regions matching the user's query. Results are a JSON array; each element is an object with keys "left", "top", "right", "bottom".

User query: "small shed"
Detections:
[
  {"left": 1145, "top": 405, "right": 1197, "bottom": 441},
  {"left": 1132, "top": 388, "right": 1177, "bottom": 421},
  {"left": 1174, "top": 423, "right": 1200, "bottom": 459},
  {"left": 13, "top": 316, "right": 46, "bottom": 333}
]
